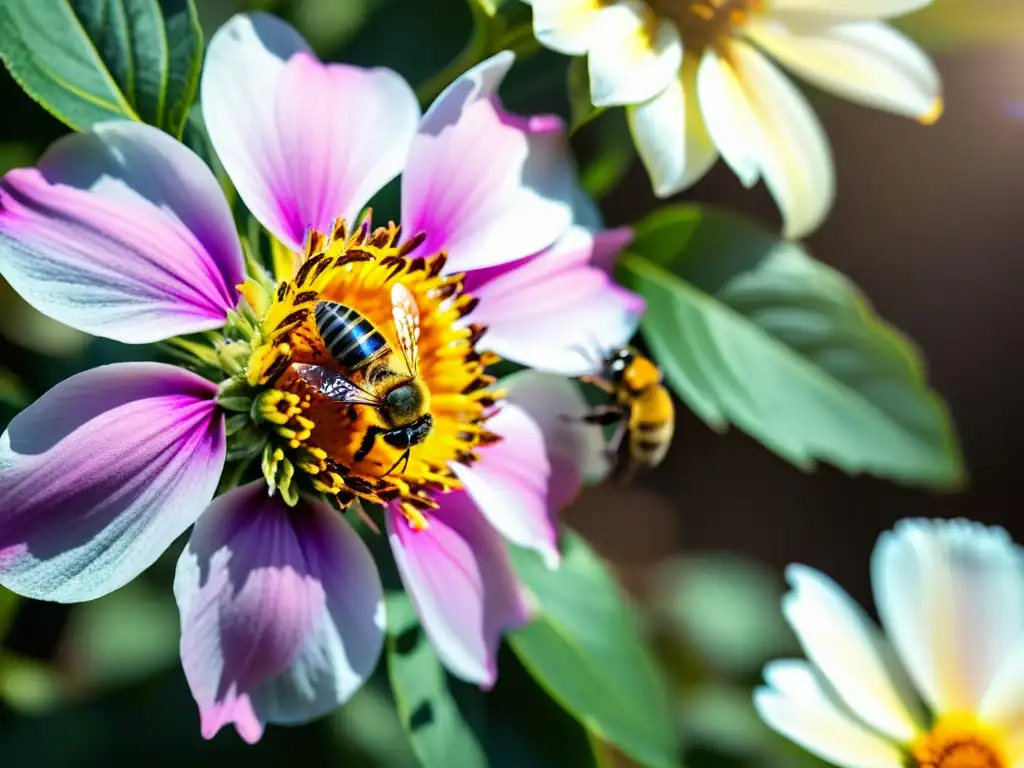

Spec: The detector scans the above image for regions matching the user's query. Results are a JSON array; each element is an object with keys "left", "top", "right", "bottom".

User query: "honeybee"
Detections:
[
  {"left": 578, "top": 346, "right": 675, "bottom": 483},
  {"left": 294, "top": 283, "right": 432, "bottom": 476}
]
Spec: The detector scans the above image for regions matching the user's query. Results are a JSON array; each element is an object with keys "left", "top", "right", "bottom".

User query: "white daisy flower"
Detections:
[
  {"left": 525, "top": 0, "right": 942, "bottom": 238},
  {"left": 756, "top": 518, "right": 1024, "bottom": 768}
]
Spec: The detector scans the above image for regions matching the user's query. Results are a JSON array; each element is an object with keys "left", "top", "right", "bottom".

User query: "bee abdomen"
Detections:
[{"left": 314, "top": 301, "right": 387, "bottom": 370}]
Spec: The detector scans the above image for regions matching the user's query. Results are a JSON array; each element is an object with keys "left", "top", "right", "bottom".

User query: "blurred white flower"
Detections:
[
  {"left": 756, "top": 518, "right": 1024, "bottom": 768},
  {"left": 525, "top": 0, "right": 942, "bottom": 238}
]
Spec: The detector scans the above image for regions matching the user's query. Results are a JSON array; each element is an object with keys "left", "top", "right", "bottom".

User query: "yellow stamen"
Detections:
[
  {"left": 242, "top": 216, "right": 502, "bottom": 524},
  {"left": 912, "top": 715, "right": 1007, "bottom": 768}
]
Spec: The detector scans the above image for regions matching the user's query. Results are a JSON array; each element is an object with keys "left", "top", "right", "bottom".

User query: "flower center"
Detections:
[
  {"left": 237, "top": 216, "right": 501, "bottom": 530},
  {"left": 912, "top": 716, "right": 1008, "bottom": 768},
  {"left": 648, "top": 0, "right": 761, "bottom": 51}
]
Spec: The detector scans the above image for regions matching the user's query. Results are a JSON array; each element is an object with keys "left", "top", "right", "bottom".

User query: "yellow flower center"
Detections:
[
  {"left": 648, "top": 0, "right": 761, "bottom": 51},
  {"left": 912, "top": 715, "right": 1008, "bottom": 768},
  {"left": 242, "top": 216, "right": 501, "bottom": 531}
]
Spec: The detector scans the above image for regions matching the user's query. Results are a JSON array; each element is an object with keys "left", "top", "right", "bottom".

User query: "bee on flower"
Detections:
[
  {"left": 525, "top": 0, "right": 942, "bottom": 238},
  {"left": 0, "top": 12, "right": 644, "bottom": 743},
  {"left": 756, "top": 518, "right": 1024, "bottom": 768}
]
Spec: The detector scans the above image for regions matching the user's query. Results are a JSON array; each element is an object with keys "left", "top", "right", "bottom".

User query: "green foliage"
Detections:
[
  {"left": 567, "top": 57, "right": 603, "bottom": 133},
  {"left": 509, "top": 531, "right": 680, "bottom": 768},
  {"left": 621, "top": 205, "right": 965, "bottom": 489},
  {"left": 652, "top": 554, "right": 795, "bottom": 675},
  {"left": 386, "top": 591, "right": 489, "bottom": 768},
  {"left": 0, "top": 0, "right": 202, "bottom": 136}
]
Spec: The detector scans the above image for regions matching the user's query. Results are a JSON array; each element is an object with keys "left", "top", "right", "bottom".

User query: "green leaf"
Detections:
[
  {"left": 653, "top": 554, "right": 796, "bottom": 675},
  {"left": 0, "top": 0, "right": 203, "bottom": 136},
  {"left": 622, "top": 205, "right": 964, "bottom": 488},
  {"left": 567, "top": 57, "right": 604, "bottom": 134},
  {"left": 509, "top": 532, "right": 680, "bottom": 768},
  {"left": 0, "top": 369, "right": 30, "bottom": 410},
  {"left": 386, "top": 590, "right": 488, "bottom": 768}
]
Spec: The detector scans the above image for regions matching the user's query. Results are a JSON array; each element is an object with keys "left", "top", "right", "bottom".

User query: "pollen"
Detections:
[
  {"left": 648, "top": 0, "right": 761, "bottom": 51},
  {"left": 912, "top": 715, "right": 1008, "bottom": 768},
  {"left": 240, "top": 214, "right": 501, "bottom": 528}
]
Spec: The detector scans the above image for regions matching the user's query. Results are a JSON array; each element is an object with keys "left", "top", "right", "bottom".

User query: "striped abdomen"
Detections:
[
  {"left": 314, "top": 301, "right": 388, "bottom": 370},
  {"left": 627, "top": 385, "right": 675, "bottom": 468}
]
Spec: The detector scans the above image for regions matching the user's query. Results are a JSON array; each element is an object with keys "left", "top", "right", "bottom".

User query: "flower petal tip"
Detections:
[{"left": 917, "top": 97, "right": 944, "bottom": 125}]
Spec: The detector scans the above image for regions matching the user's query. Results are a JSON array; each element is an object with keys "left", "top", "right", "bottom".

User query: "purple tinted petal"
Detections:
[
  {"left": 203, "top": 13, "right": 419, "bottom": 250},
  {"left": 387, "top": 495, "right": 530, "bottom": 687},
  {"left": 0, "top": 123, "right": 243, "bottom": 343},
  {"left": 0, "top": 363, "right": 224, "bottom": 602},
  {"left": 470, "top": 226, "right": 645, "bottom": 375},
  {"left": 401, "top": 52, "right": 576, "bottom": 272},
  {"left": 504, "top": 370, "right": 612, "bottom": 496},
  {"left": 175, "top": 482, "right": 384, "bottom": 743},
  {"left": 451, "top": 403, "right": 560, "bottom": 569}
]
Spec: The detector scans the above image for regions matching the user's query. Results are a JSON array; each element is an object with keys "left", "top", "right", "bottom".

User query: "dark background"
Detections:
[{"left": 0, "top": 0, "right": 1021, "bottom": 765}]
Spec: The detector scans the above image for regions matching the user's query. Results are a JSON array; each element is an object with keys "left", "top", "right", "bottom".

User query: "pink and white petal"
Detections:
[
  {"left": 451, "top": 402, "right": 559, "bottom": 569},
  {"left": 402, "top": 52, "right": 576, "bottom": 272},
  {"left": 764, "top": 0, "right": 933, "bottom": 20},
  {"left": 387, "top": 495, "right": 530, "bottom": 688},
  {"left": 754, "top": 660, "right": 908, "bottom": 768},
  {"left": 469, "top": 226, "right": 644, "bottom": 376},
  {"left": 0, "top": 363, "right": 223, "bottom": 603},
  {"left": 782, "top": 565, "right": 922, "bottom": 742},
  {"left": 175, "top": 482, "right": 384, "bottom": 743},
  {"left": 527, "top": 0, "right": 609, "bottom": 55},
  {"left": 504, "top": 369, "right": 611, "bottom": 489},
  {"left": 203, "top": 13, "right": 420, "bottom": 250},
  {"left": 0, "top": 123, "right": 242, "bottom": 343},
  {"left": 628, "top": 55, "right": 718, "bottom": 197},
  {"left": 871, "top": 519, "right": 1024, "bottom": 715},
  {"left": 587, "top": 1, "right": 683, "bottom": 107},
  {"left": 746, "top": 19, "right": 942, "bottom": 122},
  {"left": 707, "top": 41, "right": 835, "bottom": 239}
]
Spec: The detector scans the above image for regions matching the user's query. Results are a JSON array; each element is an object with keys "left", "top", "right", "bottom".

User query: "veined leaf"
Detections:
[
  {"left": 0, "top": 0, "right": 202, "bottom": 136},
  {"left": 509, "top": 532, "right": 680, "bottom": 768},
  {"left": 622, "top": 205, "right": 964, "bottom": 488},
  {"left": 386, "top": 591, "right": 488, "bottom": 768}
]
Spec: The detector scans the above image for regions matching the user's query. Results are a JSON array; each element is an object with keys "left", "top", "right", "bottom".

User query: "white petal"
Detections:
[
  {"left": 628, "top": 53, "right": 718, "bottom": 197},
  {"left": 696, "top": 47, "right": 762, "bottom": 188},
  {"left": 783, "top": 565, "right": 922, "bottom": 742},
  {"left": 746, "top": 19, "right": 942, "bottom": 122},
  {"left": 701, "top": 42, "right": 835, "bottom": 238},
  {"left": 529, "top": 0, "right": 608, "bottom": 55},
  {"left": 765, "top": 0, "right": 933, "bottom": 19},
  {"left": 587, "top": 1, "right": 683, "bottom": 107},
  {"left": 755, "top": 659, "right": 907, "bottom": 768},
  {"left": 872, "top": 518, "right": 1024, "bottom": 715}
]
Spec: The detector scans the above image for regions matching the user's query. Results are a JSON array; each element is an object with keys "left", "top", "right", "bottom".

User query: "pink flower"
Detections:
[{"left": 0, "top": 12, "right": 642, "bottom": 743}]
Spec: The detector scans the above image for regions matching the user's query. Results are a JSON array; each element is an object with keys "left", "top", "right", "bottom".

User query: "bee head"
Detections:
[
  {"left": 605, "top": 346, "right": 637, "bottom": 383},
  {"left": 384, "top": 379, "right": 430, "bottom": 426}
]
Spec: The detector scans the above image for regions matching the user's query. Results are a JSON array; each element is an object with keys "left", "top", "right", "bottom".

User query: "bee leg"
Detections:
[
  {"left": 354, "top": 425, "right": 388, "bottom": 464},
  {"left": 580, "top": 375, "right": 616, "bottom": 395},
  {"left": 381, "top": 448, "right": 412, "bottom": 478},
  {"left": 562, "top": 405, "right": 624, "bottom": 426}
]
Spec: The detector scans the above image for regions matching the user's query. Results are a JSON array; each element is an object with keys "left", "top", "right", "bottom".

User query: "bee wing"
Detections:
[
  {"left": 294, "top": 364, "right": 383, "bottom": 406},
  {"left": 391, "top": 282, "right": 421, "bottom": 377}
]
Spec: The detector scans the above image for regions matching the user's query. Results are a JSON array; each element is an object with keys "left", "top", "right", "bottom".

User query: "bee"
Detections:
[
  {"left": 294, "top": 283, "right": 432, "bottom": 476},
  {"left": 577, "top": 346, "right": 675, "bottom": 483}
]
